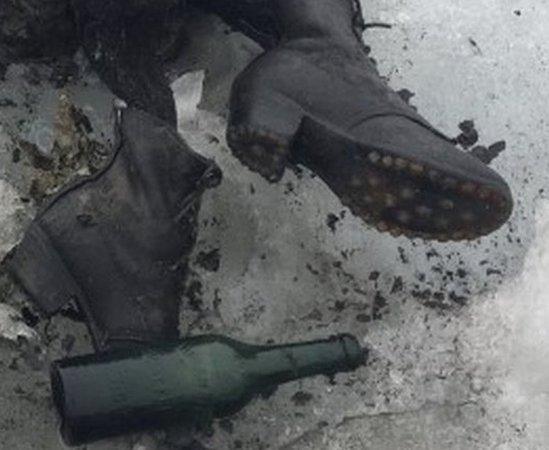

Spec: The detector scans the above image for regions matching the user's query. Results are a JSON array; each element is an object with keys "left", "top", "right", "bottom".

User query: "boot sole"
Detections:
[{"left": 227, "top": 115, "right": 513, "bottom": 242}]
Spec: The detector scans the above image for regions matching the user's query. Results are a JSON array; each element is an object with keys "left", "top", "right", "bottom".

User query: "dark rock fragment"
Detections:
[
  {"left": 470, "top": 141, "right": 506, "bottom": 164},
  {"left": 456, "top": 120, "right": 479, "bottom": 149},
  {"left": 195, "top": 248, "right": 221, "bottom": 272},
  {"left": 326, "top": 213, "right": 340, "bottom": 233},
  {"left": 397, "top": 88, "right": 415, "bottom": 105},
  {"left": 20, "top": 307, "right": 39, "bottom": 328},
  {"left": 291, "top": 391, "right": 314, "bottom": 406}
]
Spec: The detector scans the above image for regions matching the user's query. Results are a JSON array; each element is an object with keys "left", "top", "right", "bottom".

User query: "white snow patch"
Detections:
[
  {"left": 172, "top": 70, "right": 205, "bottom": 126},
  {"left": 463, "top": 201, "right": 549, "bottom": 447},
  {"left": 0, "top": 178, "right": 25, "bottom": 260},
  {"left": 498, "top": 201, "right": 549, "bottom": 445},
  {"left": 0, "top": 303, "right": 38, "bottom": 343}
]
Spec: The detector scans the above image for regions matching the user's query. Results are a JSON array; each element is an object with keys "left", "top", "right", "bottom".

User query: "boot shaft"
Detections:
[
  {"left": 191, "top": 0, "right": 365, "bottom": 49},
  {"left": 273, "top": 0, "right": 367, "bottom": 48}
]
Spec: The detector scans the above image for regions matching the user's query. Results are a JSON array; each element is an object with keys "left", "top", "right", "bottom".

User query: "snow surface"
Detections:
[{"left": 0, "top": 1, "right": 548, "bottom": 449}]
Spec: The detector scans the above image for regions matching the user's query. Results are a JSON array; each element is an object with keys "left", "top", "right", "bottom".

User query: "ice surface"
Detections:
[
  {"left": 0, "top": 179, "right": 26, "bottom": 260},
  {"left": 0, "top": 1, "right": 548, "bottom": 449},
  {"left": 496, "top": 202, "right": 549, "bottom": 447},
  {"left": 0, "top": 303, "right": 38, "bottom": 343}
]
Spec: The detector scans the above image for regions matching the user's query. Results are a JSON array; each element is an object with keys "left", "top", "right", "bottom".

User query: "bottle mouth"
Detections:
[{"left": 337, "top": 334, "right": 369, "bottom": 369}]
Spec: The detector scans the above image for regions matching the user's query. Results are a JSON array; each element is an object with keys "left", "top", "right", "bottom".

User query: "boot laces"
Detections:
[{"left": 351, "top": 0, "right": 368, "bottom": 50}]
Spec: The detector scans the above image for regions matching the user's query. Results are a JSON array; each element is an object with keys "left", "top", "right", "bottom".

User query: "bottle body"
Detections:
[{"left": 51, "top": 334, "right": 366, "bottom": 446}]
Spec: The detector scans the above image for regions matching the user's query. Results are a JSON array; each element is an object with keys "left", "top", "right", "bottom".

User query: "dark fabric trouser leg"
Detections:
[
  {"left": 71, "top": 0, "right": 178, "bottom": 126},
  {"left": 189, "top": 0, "right": 279, "bottom": 49}
]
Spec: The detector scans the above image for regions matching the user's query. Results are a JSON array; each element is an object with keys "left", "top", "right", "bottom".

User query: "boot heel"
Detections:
[
  {"left": 226, "top": 73, "right": 304, "bottom": 182},
  {"left": 7, "top": 223, "right": 85, "bottom": 315}
]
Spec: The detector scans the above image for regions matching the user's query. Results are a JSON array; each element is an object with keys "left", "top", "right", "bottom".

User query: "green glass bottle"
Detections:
[{"left": 51, "top": 334, "right": 367, "bottom": 446}]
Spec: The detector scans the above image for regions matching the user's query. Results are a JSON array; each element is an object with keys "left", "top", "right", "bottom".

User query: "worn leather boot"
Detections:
[
  {"left": 226, "top": 0, "right": 513, "bottom": 241},
  {"left": 7, "top": 105, "right": 222, "bottom": 352}
]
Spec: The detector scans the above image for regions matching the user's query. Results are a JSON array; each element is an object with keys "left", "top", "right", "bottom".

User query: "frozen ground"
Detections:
[{"left": 0, "top": 1, "right": 548, "bottom": 449}]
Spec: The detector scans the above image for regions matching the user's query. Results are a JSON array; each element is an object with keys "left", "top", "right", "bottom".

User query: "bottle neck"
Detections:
[{"left": 244, "top": 334, "right": 366, "bottom": 387}]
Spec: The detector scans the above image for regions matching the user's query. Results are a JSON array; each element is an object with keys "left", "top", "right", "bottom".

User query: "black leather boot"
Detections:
[
  {"left": 7, "top": 105, "right": 221, "bottom": 352},
  {"left": 71, "top": 0, "right": 183, "bottom": 126},
  {"left": 226, "top": 0, "right": 513, "bottom": 241}
]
